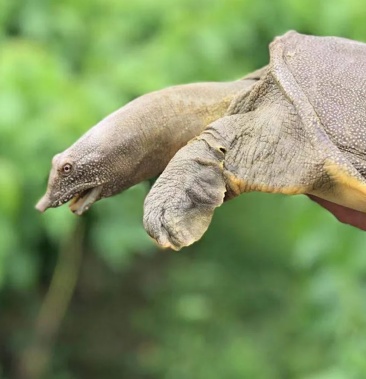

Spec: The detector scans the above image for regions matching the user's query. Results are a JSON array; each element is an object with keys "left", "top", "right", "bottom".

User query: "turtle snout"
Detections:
[{"left": 35, "top": 193, "right": 52, "bottom": 212}]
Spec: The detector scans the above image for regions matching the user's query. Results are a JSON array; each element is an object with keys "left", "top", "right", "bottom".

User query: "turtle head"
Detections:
[
  {"left": 35, "top": 118, "right": 141, "bottom": 215},
  {"left": 36, "top": 145, "right": 109, "bottom": 215}
]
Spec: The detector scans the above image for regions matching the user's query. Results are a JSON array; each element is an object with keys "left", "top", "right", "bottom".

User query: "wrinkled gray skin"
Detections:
[
  {"left": 37, "top": 31, "right": 366, "bottom": 250},
  {"left": 36, "top": 73, "right": 262, "bottom": 214}
]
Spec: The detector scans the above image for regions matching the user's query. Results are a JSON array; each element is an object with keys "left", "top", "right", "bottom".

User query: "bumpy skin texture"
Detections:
[{"left": 144, "top": 32, "right": 366, "bottom": 249}]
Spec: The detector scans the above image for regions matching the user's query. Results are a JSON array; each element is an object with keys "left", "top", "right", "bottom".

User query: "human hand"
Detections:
[{"left": 308, "top": 195, "right": 366, "bottom": 231}]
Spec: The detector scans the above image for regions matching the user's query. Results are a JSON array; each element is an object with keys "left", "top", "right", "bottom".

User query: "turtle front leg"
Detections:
[
  {"left": 143, "top": 89, "right": 329, "bottom": 250},
  {"left": 143, "top": 137, "right": 227, "bottom": 250}
]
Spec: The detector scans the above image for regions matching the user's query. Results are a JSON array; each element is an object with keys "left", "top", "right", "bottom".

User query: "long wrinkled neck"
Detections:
[
  {"left": 72, "top": 78, "right": 259, "bottom": 192},
  {"left": 120, "top": 81, "right": 250, "bottom": 175}
]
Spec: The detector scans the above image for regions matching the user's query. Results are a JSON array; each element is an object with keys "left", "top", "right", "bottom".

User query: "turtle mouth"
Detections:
[
  {"left": 35, "top": 185, "right": 103, "bottom": 214},
  {"left": 68, "top": 185, "right": 103, "bottom": 215}
]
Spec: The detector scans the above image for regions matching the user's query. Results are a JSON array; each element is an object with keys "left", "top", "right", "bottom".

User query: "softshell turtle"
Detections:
[{"left": 36, "top": 31, "right": 366, "bottom": 250}]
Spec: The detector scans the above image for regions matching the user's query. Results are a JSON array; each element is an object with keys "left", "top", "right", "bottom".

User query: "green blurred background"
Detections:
[{"left": 1, "top": 0, "right": 366, "bottom": 378}]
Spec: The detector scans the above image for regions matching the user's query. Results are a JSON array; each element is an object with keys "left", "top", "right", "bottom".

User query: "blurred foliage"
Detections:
[{"left": 1, "top": 0, "right": 366, "bottom": 378}]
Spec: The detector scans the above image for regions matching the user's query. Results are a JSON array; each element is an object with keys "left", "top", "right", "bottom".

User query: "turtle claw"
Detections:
[
  {"left": 143, "top": 140, "right": 227, "bottom": 250},
  {"left": 143, "top": 204, "right": 209, "bottom": 251}
]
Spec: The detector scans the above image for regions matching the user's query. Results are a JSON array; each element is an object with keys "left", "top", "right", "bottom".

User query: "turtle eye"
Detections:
[{"left": 61, "top": 163, "right": 73, "bottom": 175}]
